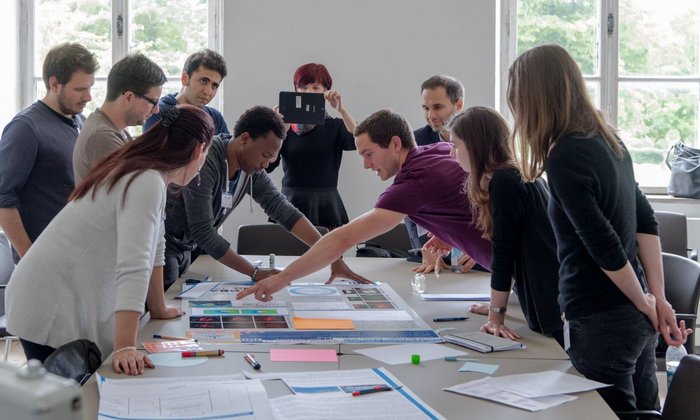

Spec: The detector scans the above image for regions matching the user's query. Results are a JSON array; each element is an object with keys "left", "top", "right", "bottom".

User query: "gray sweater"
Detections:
[
  {"left": 5, "top": 170, "right": 166, "bottom": 356},
  {"left": 165, "top": 134, "right": 304, "bottom": 258}
]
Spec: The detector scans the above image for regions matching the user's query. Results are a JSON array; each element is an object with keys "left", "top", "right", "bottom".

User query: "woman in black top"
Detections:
[
  {"left": 447, "top": 107, "right": 562, "bottom": 347},
  {"left": 507, "top": 44, "right": 691, "bottom": 412},
  {"left": 267, "top": 63, "right": 357, "bottom": 230}
]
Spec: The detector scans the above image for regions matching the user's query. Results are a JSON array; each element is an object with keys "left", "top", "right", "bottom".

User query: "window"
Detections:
[
  {"left": 501, "top": 0, "right": 700, "bottom": 190},
  {"left": 19, "top": 0, "right": 221, "bottom": 127}
]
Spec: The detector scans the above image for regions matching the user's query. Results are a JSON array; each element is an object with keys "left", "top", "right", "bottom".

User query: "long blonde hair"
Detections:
[
  {"left": 448, "top": 107, "right": 517, "bottom": 239},
  {"left": 507, "top": 44, "right": 621, "bottom": 180}
]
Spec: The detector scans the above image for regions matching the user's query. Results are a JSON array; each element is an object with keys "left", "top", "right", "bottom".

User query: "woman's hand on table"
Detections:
[
  {"left": 413, "top": 247, "right": 449, "bottom": 274},
  {"left": 149, "top": 306, "right": 184, "bottom": 320},
  {"left": 481, "top": 320, "right": 521, "bottom": 341},
  {"left": 112, "top": 347, "right": 154, "bottom": 376}
]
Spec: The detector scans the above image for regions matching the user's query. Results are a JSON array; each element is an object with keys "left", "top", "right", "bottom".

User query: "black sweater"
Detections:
[
  {"left": 489, "top": 168, "right": 561, "bottom": 334},
  {"left": 545, "top": 134, "right": 658, "bottom": 320}
]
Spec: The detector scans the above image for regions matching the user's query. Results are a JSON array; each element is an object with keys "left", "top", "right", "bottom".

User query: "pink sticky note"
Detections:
[{"left": 270, "top": 348, "right": 338, "bottom": 363}]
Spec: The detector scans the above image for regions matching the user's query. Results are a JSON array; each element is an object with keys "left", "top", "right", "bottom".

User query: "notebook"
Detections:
[
  {"left": 279, "top": 91, "right": 325, "bottom": 124},
  {"left": 443, "top": 331, "right": 524, "bottom": 353}
]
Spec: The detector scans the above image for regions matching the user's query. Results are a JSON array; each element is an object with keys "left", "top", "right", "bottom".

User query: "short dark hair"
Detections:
[
  {"left": 183, "top": 49, "right": 227, "bottom": 79},
  {"left": 233, "top": 106, "right": 286, "bottom": 140},
  {"left": 293, "top": 63, "right": 332, "bottom": 90},
  {"left": 105, "top": 53, "right": 167, "bottom": 101},
  {"left": 420, "top": 75, "right": 465, "bottom": 104},
  {"left": 42, "top": 43, "right": 99, "bottom": 89},
  {"left": 354, "top": 109, "right": 415, "bottom": 150}
]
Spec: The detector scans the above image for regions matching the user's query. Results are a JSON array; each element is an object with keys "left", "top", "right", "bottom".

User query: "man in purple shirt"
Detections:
[{"left": 237, "top": 109, "right": 491, "bottom": 302}]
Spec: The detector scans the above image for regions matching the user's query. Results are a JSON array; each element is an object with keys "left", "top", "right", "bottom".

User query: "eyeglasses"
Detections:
[{"left": 134, "top": 93, "right": 159, "bottom": 110}]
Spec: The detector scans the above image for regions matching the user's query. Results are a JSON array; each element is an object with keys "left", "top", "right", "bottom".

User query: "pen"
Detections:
[
  {"left": 433, "top": 317, "right": 469, "bottom": 322},
  {"left": 181, "top": 350, "right": 224, "bottom": 358},
  {"left": 352, "top": 385, "right": 393, "bottom": 397},
  {"left": 244, "top": 353, "right": 261, "bottom": 370},
  {"left": 153, "top": 334, "right": 196, "bottom": 341}
]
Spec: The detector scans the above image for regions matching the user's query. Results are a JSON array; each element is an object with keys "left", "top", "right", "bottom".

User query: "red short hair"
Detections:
[{"left": 293, "top": 63, "right": 332, "bottom": 90}]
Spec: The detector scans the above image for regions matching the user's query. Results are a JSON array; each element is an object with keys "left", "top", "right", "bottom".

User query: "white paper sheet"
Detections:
[
  {"left": 353, "top": 343, "right": 468, "bottom": 365},
  {"left": 485, "top": 370, "right": 609, "bottom": 398},
  {"left": 445, "top": 377, "right": 578, "bottom": 412},
  {"left": 293, "top": 310, "right": 413, "bottom": 322},
  {"left": 96, "top": 374, "right": 273, "bottom": 420},
  {"left": 418, "top": 294, "right": 490, "bottom": 301}
]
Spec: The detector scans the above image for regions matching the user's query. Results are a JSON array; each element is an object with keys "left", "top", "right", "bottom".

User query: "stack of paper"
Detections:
[{"left": 444, "top": 370, "right": 608, "bottom": 412}]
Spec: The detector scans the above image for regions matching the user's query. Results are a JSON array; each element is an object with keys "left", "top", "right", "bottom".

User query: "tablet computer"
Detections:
[{"left": 279, "top": 91, "right": 326, "bottom": 125}]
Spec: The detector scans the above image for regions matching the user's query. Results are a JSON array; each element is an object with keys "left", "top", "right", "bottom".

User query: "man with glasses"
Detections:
[
  {"left": 73, "top": 53, "right": 166, "bottom": 183},
  {"left": 0, "top": 43, "right": 98, "bottom": 262},
  {"left": 144, "top": 49, "right": 229, "bottom": 134}
]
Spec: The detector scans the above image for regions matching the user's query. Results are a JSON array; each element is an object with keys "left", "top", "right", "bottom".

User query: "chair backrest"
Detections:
[
  {"left": 655, "top": 211, "right": 689, "bottom": 258},
  {"left": 662, "top": 252, "right": 700, "bottom": 354},
  {"left": 363, "top": 223, "right": 412, "bottom": 254},
  {"left": 237, "top": 224, "right": 329, "bottom": 256},
  {"left": 662, "top": 354, "right": 700, "bottom": 419}
]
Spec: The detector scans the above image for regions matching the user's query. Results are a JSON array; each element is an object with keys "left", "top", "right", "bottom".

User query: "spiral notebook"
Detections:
[{"left": 443, "top": 331, "right": 524, "bottom": 353}]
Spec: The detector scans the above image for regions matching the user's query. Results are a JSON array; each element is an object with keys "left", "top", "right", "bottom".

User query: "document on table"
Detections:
[
  {"left": 293, "top": 310, "right": 414, "bottom": 321},
  {"left": 485, "top": 370, "right": 609, "bottom": 398},
  {"left": 245, "top": 367, "right": 444, "bottom": 420},
  {"left": 445, "top": 377, "right": 577, "bottom": 412},
  {"left": 176, "top": 281, "right": 219, "bottom": 299},
  {"left": 353, "top": 343, "right": 468, "bottom": 365},
  {"left": 96, "top": 374, "right": 273, "bottom": 420}
]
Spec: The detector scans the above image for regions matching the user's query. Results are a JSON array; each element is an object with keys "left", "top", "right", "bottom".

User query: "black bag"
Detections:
[
  {"left": 355, "top": 242, "right": 409, "bottom": 258},
  {"left": 43, "top": 339, "right": 102, "bottom": 385},
  {"left": 666, "top": 142, "right": 700, "bottom": 199}
]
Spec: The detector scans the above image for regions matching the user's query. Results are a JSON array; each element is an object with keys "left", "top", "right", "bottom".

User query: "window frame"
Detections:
[
  {"left": 499, "top": 0, "right": 700, "bottom": 194},
  {"left": 17, "top": 0, "right": 223, "bottom": 112}
]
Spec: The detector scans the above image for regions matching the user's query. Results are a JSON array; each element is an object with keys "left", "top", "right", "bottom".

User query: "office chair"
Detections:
[
  {"left": 237, "top": 224, "right": 329, "bottom": 256},
  {"left": 654, "top": 211, "right": 698, "bottom": 261},
  {"left": 655, "top": 252, "right": 700, "bottom": 362},
  {"left": 616, "top": 354, "right": 700, "bottom": 419},
  {"left": 0, "top": 232, "right": 18, "bottom": 362},
  {"left": 358, "top": 223, "right": 412, "bottom": 258}
]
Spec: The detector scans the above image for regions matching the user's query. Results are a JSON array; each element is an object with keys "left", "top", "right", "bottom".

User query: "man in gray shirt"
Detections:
[
  {"left": 73, "top": 53, "right": 166, "bottom": 183},
  {"left": 0, "top": 43, "right": 99, "bottom": 262}
]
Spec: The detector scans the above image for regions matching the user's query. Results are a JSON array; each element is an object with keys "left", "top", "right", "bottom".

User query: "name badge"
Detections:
[
  {"left": 221, "top": 192, "right": 233, "bottom": 209},
  {"left": 563, "top": 319, "right": 571, "bottom": 352}
]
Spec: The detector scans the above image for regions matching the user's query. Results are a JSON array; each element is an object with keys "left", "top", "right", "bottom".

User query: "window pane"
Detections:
[
  {"left": 619, "top": 0, "right": 699, "bottom": 76},
  {"left": 516, "top": 0, "right": 598, "bottom": 75},
  {"left": 129, "top": 0, "right": 208, "bottom": 77},
  {"left": 0, "top": 0, "right": 18, "bottom": 128},
  {"left": 35, "top": 0, "right": 112, "bottom": 79},
  {"left": 585, "top": 80, "right": 600, "bottom": 109},
  {"left": 618, "top": 82, "right": 699, "bottom": 187}
]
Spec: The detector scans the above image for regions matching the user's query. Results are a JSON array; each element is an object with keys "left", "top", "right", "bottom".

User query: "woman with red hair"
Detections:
[{"left": 267, "top": 63, "right": 357, "bottom": 230}]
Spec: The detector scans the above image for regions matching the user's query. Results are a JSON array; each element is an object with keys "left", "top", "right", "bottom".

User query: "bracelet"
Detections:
[
  {"left": 113, "top": 346, "right": 137, "bottom": 356},
  {"left": 250, "top": 266, "right": 259, "bottom": 282}
]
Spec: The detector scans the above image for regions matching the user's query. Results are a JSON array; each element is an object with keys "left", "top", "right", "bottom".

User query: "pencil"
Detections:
[
  {"left": 153, "top": 334, "right": 195, "bottom": 341},
  {"left": 182, "top": 350, "right": 225, "bottom": 358}
]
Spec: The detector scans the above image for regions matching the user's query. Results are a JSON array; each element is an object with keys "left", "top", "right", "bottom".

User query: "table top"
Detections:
[{"left": 81, "top": 255, "right": 613, "bottom": 419}]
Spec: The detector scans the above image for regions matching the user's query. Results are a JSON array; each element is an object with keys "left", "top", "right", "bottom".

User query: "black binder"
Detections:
[{"left": 278, "top": 91, "right": 326, "bottom": 125}]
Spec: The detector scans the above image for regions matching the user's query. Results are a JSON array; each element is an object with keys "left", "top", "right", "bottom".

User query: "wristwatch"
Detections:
[{"left": 488, "top": 305, "right": 507, "bottom": 314}]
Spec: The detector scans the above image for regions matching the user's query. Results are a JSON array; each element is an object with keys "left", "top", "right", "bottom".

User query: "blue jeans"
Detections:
[{"left": 567, "top": 306, "right": 660, "bottom": 412}]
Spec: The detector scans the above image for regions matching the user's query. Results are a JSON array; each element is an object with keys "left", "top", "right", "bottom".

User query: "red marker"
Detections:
[
  {"left": 181, "top": 349, "right": 225, "bottom": 358},
  {"left": 352, "top": 385, "right": 393, "bottom": 397}
]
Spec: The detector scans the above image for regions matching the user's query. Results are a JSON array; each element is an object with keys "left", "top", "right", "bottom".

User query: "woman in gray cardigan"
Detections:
[{"left": 5, "top": 105, "right": 213, "bottom": 376}]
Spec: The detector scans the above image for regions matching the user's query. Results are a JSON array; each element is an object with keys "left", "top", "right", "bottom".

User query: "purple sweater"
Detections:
[{"left": 375, "top": 143, "right": 492, "bottom": 269}]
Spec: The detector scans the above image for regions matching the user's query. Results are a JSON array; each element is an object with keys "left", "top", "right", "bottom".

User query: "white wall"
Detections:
[{"left": 220, "top": 0, "right": 497, "bottom": 247}]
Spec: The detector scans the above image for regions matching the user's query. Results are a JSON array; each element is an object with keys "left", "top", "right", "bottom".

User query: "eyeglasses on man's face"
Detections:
[{"left": 134, "top": 93, "right": 159, "bottom": 110}]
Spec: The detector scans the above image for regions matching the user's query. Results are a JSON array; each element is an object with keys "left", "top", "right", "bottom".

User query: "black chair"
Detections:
[
  {"left": 360, "top": 223, "right": 412, "bottom": 258},
  {"left": 0, "top": 232, "right": 17, "bottom": 362},
  {"left": 616, "top": 354, "right": 700, "bottom": 419},
  {"left": 237, "top": 224, "right": 329, "bottom": 256},
  {"left": 656, "top": 253, "right": 700, "bottom": 359},
  {"left": 655, "top": 211, "right": 698, "bottom": 261}
]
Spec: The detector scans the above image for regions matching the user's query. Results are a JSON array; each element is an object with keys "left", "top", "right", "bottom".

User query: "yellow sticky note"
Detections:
[{"left": 293, "top": 317, "right": 355, "bottom": 330}]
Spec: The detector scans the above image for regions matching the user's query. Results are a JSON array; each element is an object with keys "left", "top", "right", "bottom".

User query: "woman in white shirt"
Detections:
[{"left": 6, "top": 104, "right": 213, "bottom": 376}]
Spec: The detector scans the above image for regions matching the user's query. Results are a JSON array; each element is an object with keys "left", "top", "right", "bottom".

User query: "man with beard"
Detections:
[
  {"left": 73, "top": 53, "right": 166, "bottom": 183},
  {"left": 144, "top": 49, "right": 228, "bottom": 135},
  {"left": 0, "top": 43, "right": 98, "bottom": 262}
]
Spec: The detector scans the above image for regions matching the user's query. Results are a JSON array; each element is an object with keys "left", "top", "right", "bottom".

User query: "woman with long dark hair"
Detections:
[{"left": 6, "top": 105, "right": 213, "bottom": 375}]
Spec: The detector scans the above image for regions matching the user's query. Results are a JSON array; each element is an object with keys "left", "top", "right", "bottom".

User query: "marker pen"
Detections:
[
  {"left": 352, "top": 385, "right": 393, "bottom": 397},
  {"left": 244, "top": 353, "right": 261, "bottom": 370},
  {"left": 181, "top": 349, "right": 224, "bottom": 358},
  {"left": 433, "top": 317, "right": 469, "bottom": 322}
]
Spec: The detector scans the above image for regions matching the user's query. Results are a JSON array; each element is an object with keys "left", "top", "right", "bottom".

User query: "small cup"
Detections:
[{"left": 412, "top": 273, "right": 427, "bottom": 293}]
